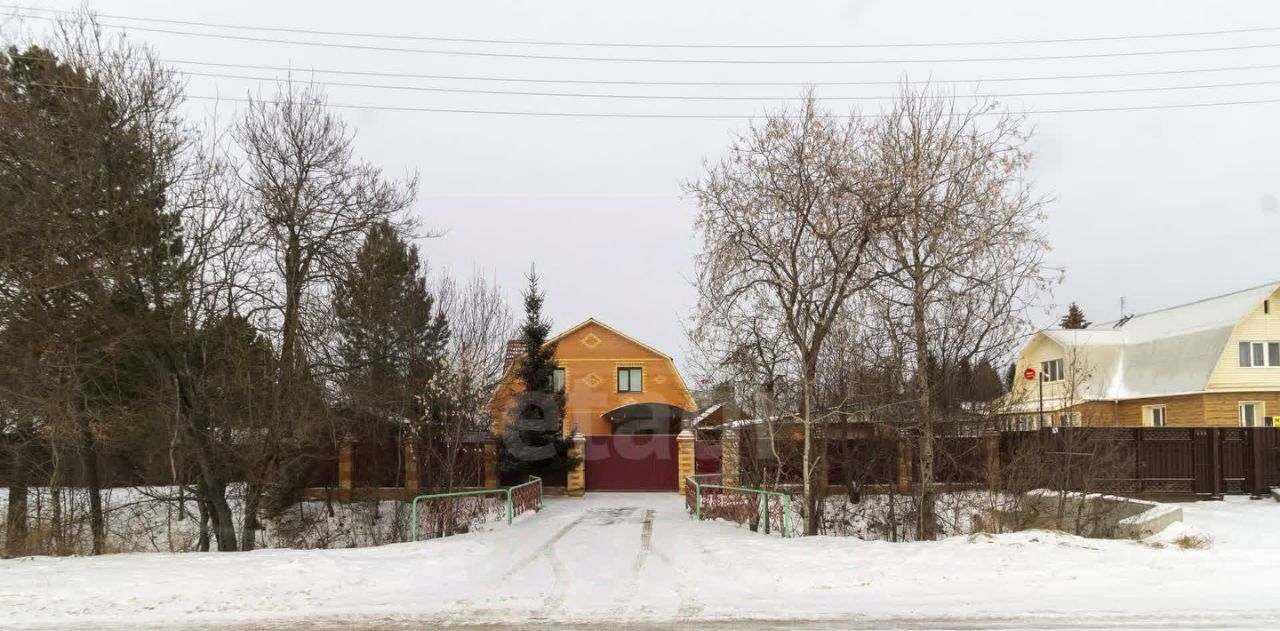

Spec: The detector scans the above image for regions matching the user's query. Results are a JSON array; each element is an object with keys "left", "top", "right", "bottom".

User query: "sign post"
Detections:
[{"left": 1023, "top": 368, "right": 1042, "bottom": 429}]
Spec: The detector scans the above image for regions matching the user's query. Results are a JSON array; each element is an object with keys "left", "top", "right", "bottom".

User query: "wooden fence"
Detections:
[{"left": 745, "top": 426, "right": 1280, "bottom": 498}]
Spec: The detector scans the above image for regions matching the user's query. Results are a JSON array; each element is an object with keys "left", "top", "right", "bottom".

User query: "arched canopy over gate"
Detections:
[{"left": 603, "top": 402, "right": 688, "bottom": 435}]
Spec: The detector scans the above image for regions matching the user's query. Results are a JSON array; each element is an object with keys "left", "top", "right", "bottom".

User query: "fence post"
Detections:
[
  {"left": 983, "top": 429, "right": 1002, "bottom": 489},
  {"left": 1211, "top": 427, "right": 1223, "bottom": 498},
  {"left": 895, "top": 436, "right": 911, "bottom": 493},
  {"left": 338, "top": 434, "right": 354, "bottom": 502},
  {"left": 483, "top": 438, "right": 498, "bottom": 490},
  {"left": 722, "top": 428, "right": 741, "bottom": 486},
  {"left": 677, "top": 430, "right": 695, "bottom": 495},
  {"left": 1250, "top": 428, "right": 1267, "bottom": 498},
  {"left": 567, "top": 432, "right": 587, "bottom": 497}
]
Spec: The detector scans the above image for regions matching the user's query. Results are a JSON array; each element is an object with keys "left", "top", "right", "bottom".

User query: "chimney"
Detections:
[{"left": 504, "top": 339, "right": 527, "bottom": 369}]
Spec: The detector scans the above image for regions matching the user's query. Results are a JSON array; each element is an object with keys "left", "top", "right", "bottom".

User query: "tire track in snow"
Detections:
[
  {"left": 501, "top": 514, "right": 583, "bottom": 580},
  {"left": 610, "top": 509, "right": 655, "bottom": 616}
]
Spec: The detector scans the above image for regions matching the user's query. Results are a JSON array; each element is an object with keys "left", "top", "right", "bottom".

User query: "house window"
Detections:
[
  {"left": 1041, "top": 358, "right": 1064, "bottom": 382},
  {"left": 1239, "top": 401, "right": 1263, "bottom": 427},
  {"left": 552, "top": 368, "right": 566, "bottom": 393},
  {"left": 1059, "top": 412, "right": 1081, "bottom": 427},
  {"left": 617, "top": 367, "right": 642, "bottom": 393},
  {"left": 1238, "top": 341, "right": 1280, "bottom": 367},
  {"left": 1144, "top": 405, "right": 1167, "bottom": 428}
]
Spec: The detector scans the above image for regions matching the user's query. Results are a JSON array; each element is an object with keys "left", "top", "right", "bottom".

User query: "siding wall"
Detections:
[
  {"left": 1009, "top": 334, "right": 1074, "bottom": 405},
  {"left": 1207, "top": 287, "right": 1280, "bottom": 391}
]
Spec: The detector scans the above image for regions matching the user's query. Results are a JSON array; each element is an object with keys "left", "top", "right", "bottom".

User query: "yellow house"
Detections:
[{"left": 1005, "top": 281, "right": 1280, "bottom": 428}]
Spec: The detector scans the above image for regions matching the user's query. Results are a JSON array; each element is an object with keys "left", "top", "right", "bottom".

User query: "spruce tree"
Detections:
[
  {"left": 1059, "top": 302, "right": 1091, "bottom": 329},
  {"left": 970, "top": 358, "right": 1006, "bottom": 401},
  {"left": 499, "top": 271, "right": 578, "bottom": 482},
  {"left": 333, "top": 221, "right": 449, "bottom": 468}
]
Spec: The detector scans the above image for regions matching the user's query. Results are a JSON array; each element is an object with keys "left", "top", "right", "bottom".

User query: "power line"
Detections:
[
  {"left": 13, "top": 53, "right": 1280, "bottom": 90},
  {"left": 184, "top": 94, "right": 1280, "bottom": 118},
  {"left": 178, "top": 69, "right": 1280, "bottom": 101},
  {"left": 13, "top": 12, "right": 1280, "bottom": 65},
  {"left": 167, "top": 59, "right": 1280, "bottom": 87},
  {"left": 5, "top": 3, "right": 1279, "bottom": 49},
  {"left": 10, "top": 78, "right": 1280, "bottom": 118}
]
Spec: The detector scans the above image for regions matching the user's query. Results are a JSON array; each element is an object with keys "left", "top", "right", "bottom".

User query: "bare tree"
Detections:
[
  {"left": 867, "top": 87, "right": 1054, "bottom": 539},
  {"left": 688, "top": 95, "right": 889, "bottom": 535},
  {"left": 231, "top": 81, "right": 417, "bottom": 550}
]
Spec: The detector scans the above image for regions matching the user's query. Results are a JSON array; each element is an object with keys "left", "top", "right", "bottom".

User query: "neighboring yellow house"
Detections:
[{"left": 1005, "top": 281, "right": 1280, "bottom": 428}]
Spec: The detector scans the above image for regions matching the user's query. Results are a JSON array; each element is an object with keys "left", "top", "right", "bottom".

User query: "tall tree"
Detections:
[
  {"left": 500, "top": 271, "right": 576, "bottom": 480},
  {"left": 1059, "top": 302, "right": 1091, "bottom": 329},
  {"left": 334, "top": 221, "right": 448, "bottom": 490},
  {"left": 688, "top": 95, "right": 888, "bottom": 535},
  {"left": 869, "top": 87, "right": 1053, "bottom": 540},
  {"left": 0, "top": 37, "right": 189, "bottom": 554},
  {"left": 335, "top": 222, "right": 448, "bottom": 426},
  {"left": 233, "top": 81, "right": 417, "bottom": 549}
]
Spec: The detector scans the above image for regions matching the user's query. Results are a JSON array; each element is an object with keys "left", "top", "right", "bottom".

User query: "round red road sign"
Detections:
[{"left": 1023, "top": 368, "right": 1037, "bottom": 381}]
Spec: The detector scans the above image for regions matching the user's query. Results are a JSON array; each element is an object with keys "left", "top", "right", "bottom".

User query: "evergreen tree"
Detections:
[
  {"left": 1004, "top": 363, "right": 1017, "bottom": 392},
  {"left": 1059, "top": 302, "right": 1091, "bottom": 329},
  {"left": 0, "top": 45, "right": 187, "bottom": 554},
  {"left": 970, "top": 358, "right": 1006, "bottom": 401},
  {"left": 499, "top": 271, "right": 578, "bottom": 481},
  {"left": 333, "top": 221, "right": 449, "bottom": 442}
]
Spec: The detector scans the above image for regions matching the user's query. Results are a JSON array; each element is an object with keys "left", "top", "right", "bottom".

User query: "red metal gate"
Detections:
[{"left": 584, "top": 434, "right": 679, "bottom": 491}]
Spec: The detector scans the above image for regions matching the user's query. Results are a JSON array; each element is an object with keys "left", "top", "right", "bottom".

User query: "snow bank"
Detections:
[{"left": 3, "top": 493, "right": 1277, "bottom": 629}]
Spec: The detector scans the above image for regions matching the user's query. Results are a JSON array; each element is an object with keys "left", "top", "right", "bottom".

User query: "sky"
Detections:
[{"left": 5, "top": 1, "right": 1280, "bottom": 383}]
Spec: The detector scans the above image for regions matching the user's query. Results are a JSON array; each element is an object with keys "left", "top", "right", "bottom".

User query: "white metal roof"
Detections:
[{"left": 1036, "top": 281, "right": 1280, "bottom": 401}]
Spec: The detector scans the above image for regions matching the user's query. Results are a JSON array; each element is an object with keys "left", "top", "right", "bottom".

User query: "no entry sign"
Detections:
[{"left": 1023, "top": 368, "right": 1037, "bottom": 381}]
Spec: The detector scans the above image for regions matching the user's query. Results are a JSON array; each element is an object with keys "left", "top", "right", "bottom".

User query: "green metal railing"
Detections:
[
  {"left": 410, "top": 476, "right": 542, "bottom": 542},
  {"left": 685, "top": 474, "right": 794, "bottom": 538}
]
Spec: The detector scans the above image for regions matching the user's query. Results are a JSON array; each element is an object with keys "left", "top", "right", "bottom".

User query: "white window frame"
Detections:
[
  {"left": 1239, "top": 401, "right": 1264, "bottom": 427},
  {"left": 1041, "top": 358, "right": 1065, "bottom": 383},
  {"left": 552, "top": 367, "right": 566, "bottom": 393},
  {"left": 1238, "top": 341, "right": 1280, "bottom": 367},
  {"left": 1143, "top": 405, "right": 1167, "bottom": 428}
]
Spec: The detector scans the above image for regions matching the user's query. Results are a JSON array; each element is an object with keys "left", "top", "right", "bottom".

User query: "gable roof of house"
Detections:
[
  {"left": 1032, "top": 281, "right": 1280, "bottom": 402},
  {"left": 548, "top": 317, "right": 676, "bottom": 360}
]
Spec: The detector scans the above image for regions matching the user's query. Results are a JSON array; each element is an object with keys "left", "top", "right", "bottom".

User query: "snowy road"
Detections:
[{"left": 4, "top": 493, "right": 1280, "bottom": 629}]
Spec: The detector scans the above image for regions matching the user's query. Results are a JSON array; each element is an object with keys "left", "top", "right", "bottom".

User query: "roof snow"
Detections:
[{"left": 1038, "top": 281, "right": 1280, "bottom": 401}]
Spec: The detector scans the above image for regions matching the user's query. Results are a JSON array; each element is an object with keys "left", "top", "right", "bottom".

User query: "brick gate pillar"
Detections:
[
  {"left": 982, "top": 429, "right": 1002, "bottom": 489},
  {"left": 677, "top": 430, "right": 695, "bottom": 494},
  {"left": 338, "top": 435, "right": 354, "bottom": 501},
  {"left": 483, "top": 439, "right": 498, "bottom": 490},
  {"left": 567, "top": 431, "right": 587, "bottom": 497},
  {"left": 403, "top": 434, "right": 419, "bottom": 496},
  {"left": 895, "top": 436, "right": 911, "bottom": 494},
  {"left": 721, "top": 428, "right": 741, "bottom": 486}
]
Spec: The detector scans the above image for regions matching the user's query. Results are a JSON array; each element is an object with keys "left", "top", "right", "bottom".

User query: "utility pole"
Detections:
[{"left": 1038, "top": 371, "right": 1045, "bottom": 429}]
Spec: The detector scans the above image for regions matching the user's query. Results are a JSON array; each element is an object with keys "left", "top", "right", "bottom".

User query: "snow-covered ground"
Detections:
[{"left": 3, "top": 493, "right": 1279, "bottom": 630}]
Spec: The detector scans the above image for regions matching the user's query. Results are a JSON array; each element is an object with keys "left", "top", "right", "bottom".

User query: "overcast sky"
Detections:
[{"left": 7, "top": 1, "right": 1280, "bottom": 382}]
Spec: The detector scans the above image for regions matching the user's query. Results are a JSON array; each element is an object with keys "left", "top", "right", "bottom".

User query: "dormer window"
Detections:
[
  {"left": 1238, "top": 341, "right": 1280, "bottom": 367},
  {"left": 1041, "top": 358, "right": 1064, "bottom": 382}
]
